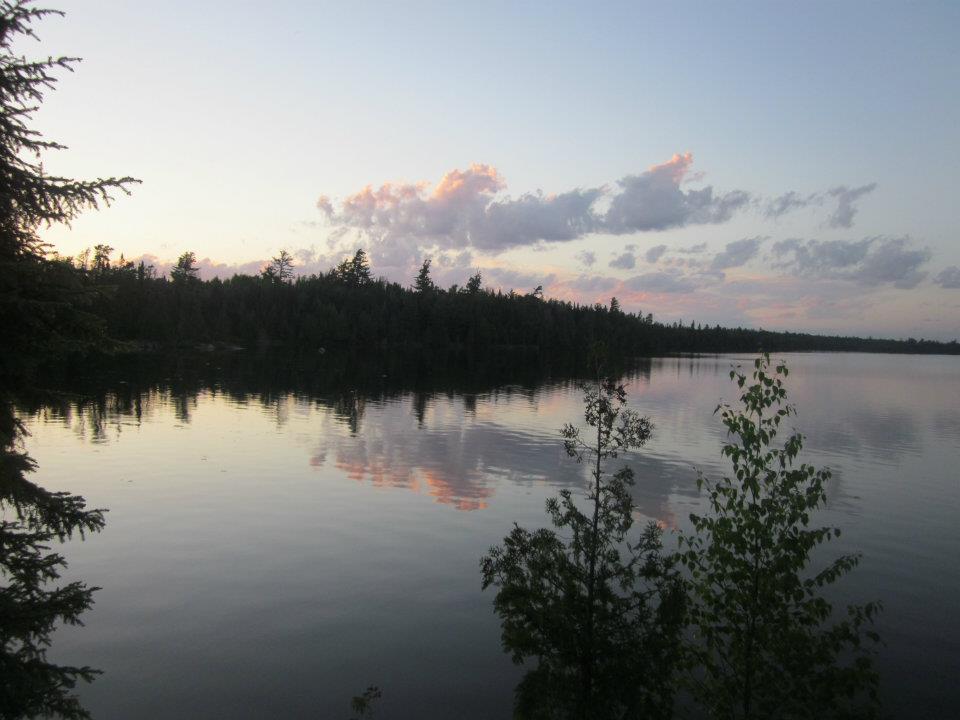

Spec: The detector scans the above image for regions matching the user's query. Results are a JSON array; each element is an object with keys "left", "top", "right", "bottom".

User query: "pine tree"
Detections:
[
  {"left": 0, "top": 3, "right": 136, "bottom": 717},
  {"left": 170, "top": 251, "right": 199, "bottom": 283},
  {"left": 334, "top": 249, "right": 372, "bottom": 288},
  {"left": 465, "top": 269, "right": 482, "bottom": 295},
  {"left": 0, "top": 2, "right": 137, "bottom": 381},
  {"left": 269, "top": 249, "right": 294, "bottom": 282},
  {"left": 351, "top": 248, "right": 371, "bottom": 285},
  {"left": 413, "top": 258, "right": 434, "bottom": 294},
  {"left": 91, "top": 244, "right": 113, "bottom": 275}
]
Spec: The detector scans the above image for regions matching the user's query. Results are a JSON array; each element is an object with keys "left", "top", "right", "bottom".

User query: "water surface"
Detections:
[{"left": 20, "top": 353, "right": 960, "bottom": 718}]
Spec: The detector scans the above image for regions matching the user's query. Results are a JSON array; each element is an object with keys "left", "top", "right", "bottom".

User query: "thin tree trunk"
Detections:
[
  {"left": 742, "top": 405, "right": 763, "bottom": 719},
  {"left": 583, "top": 375, "right": 603, "bottom": 718}
]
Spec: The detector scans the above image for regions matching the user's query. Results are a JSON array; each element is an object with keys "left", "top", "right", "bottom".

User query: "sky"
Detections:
[{"left": 23, "top": 0, "right": 960, "bottom": 340}]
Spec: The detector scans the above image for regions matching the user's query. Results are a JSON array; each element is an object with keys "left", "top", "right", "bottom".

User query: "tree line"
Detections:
[{"left": 58, "top": 246, "right": 960, "bottom": 358}]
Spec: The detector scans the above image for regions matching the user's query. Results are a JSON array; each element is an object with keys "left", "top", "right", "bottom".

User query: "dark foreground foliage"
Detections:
[
  {"left": 483, "top": 355, "right": 881, "bottom": 720},
  {"left": 0, "top": 406, "right": 105, "bottom": 719},
  {"left": 1, "top": 2, "right": 134, "bottom": 716},
  {"left": 482, "top": 372, "right": 686, "bottom": 719},
  {"left": 678, "top": 355, "right": 881, "bottom": 719}
]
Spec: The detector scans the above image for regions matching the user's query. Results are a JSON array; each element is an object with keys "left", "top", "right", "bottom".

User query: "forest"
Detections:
[{"left": 56, "top": 246, "right": 960, "bottom": 359}]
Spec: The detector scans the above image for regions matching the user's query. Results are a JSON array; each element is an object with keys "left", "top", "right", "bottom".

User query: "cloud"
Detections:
[
  {"left": 575, "top": 250, "right": 596, "bottom": 267},
  {"left": 764, "top": 191, "right": 818, "bottom": 219},
  {"left": 934, "top": 266, "right": 960, "bottom": 289},
  {"left": 315, "top": 195, "right": 334, "bottom": 216},
  {"left": 435, "top": 249, "right": 473, "bottom": 268},
  {"left": 609, "top": 248, "right": 637, "bottom": 269},
  {"left": 645, "top": 244, "right": 668, "bottom": 263},
  {"left": 565, "top": 274, "right": 618, "bottom": 293},
  {"left": 320, "top": 163, "right": 601, "bottom": 262},
  {"left": 762, "top": 183, "right": 876, "bottom": 228},
  {"left": 603, "top": 153, "right": 751, "bottom": 233},
  {"left": 622, "top": 269, "right": 700, "bottom": 294},
  {"left": 772, "top": 237, "right": 872, "bottom": 273},
  {"left": 826, "top": 183, "right": 877, "bottom": 229},
  {"left": 772, "top": 236, "right": 930, "bottom": 289},
  {"left": 317, "top": 154, "right": 758, "bottom": 272},
  {"left": 855, "top": 237, "right": 930, "bottom": 288},
  {"left": 315, "top": 156, "right": 882, "bottom": 281},
  {"left": 484, "top": 267, "right": 557, "bottom": 292},
  {"left": 473, "top": 187, "right": 604, "bottom": 250},
  {"left": 710, "top": 236, "right": 765, "bottom": 270}
]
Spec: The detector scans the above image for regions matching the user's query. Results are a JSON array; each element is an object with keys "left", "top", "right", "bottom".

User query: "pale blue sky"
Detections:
[{"left": 25, "top": 1, "right": 960, "bottom": 338}]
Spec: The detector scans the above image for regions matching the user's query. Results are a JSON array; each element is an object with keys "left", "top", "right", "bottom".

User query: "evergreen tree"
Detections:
[
  {"left": 678, "top": 354, "right": 881, "bottom": 719},
  {"left": 269, "top": 249, "right": 294, "bottom": 282},
  {"left": 334, "top": 256, "right": 353, "bottom": 283},
  {"left": 465, "top": 269, "right": 482, "bottom": 295},
  {"left": 351, "top": 248, "right": 371, "bottom": 285},
  {"left": 0, "top": 411, "right": 106, "bottom": 719},
  {"left": 0, "top": 3, "right": 136, "bottom": 382},
  {"left": 335, "top": 249, "right": 372, "bottom": 288},
  {"left": 170, "top": 251, "right": 199, "bottom": 283},
  {"left": 91, "top": 244, "right": 112, "bottom": 275},
  {"left": 135, "top": 259, "right": 154, "bottom": 281},
  {"left": 414, "top": 258, "right": 434, "bottom": 293},
  {"left": 0, "top": 3, "right": 135, "bottom": 716}
]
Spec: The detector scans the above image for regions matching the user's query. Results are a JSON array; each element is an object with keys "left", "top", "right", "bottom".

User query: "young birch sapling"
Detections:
[
  {"left": 678, "top": 354, "right": 881, "bottom": 720},
  {"left": 482, "top": 376, "right": 684, "bottom": 720}
]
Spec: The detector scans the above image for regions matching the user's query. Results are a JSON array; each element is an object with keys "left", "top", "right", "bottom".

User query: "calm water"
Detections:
[{"left": 19, "top": 353, "right": 960, "bottom": 718}]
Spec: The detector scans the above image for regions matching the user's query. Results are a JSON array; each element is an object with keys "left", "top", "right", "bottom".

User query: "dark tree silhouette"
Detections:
[
  {"left": 91, "top": 244, "right": 112, "bottom": 275},
  {"left": 268, "top": 249, "right": 294, "bottom": 282},
  {"left": 0, "top": 3, "right": 136, "bottom": 717},
  {"left": 333, "top": 248, "right": 373, "bottom": 288},
  {"left": 350, "top": 248, "right": 372, "bottom": 285},
  {"left": 678, "top": 355, "right": 881, "bottom": 719},
  {"left": 64, "top": 242, "right": 960, "bottom": 356},
  {"left": 481, "top": 371, "right": 684, "bottom": 719},
  {"left": 170, "top": 251, "right": 199, "bottom": 283},
  {"left": 414, "top": 257, "right": 434, "bottom": 294},
  {"left": 465, "top": 269, "right": 482, "bottom": 295},
  {"left": 348, "top": 686, "right": 382, "bottom": 719}
]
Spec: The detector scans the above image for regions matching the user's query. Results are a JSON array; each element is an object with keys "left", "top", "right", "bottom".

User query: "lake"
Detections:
[{"left": 18, "top": 352, "right": 960, "bottom": 718}]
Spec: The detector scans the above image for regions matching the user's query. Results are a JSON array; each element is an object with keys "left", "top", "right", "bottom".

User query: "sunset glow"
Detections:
[{"left": 28, "top": 1, "right": 959, "bottom": 340}]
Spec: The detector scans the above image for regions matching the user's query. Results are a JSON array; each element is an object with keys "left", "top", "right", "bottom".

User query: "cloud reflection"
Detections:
[
  {"left": 311, "top": 395, "right": 581, "bottom": 511},
  {"left": 18, "top": 353, "right": 956, "bottom": 528},
  {"left": 308, "top": 387, "right": 701, "bottom": 523}
]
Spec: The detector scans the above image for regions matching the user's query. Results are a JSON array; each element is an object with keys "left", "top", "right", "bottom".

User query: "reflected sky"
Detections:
[
  {"left": 314, "top": 392, "right": 583, "bottom": 512},
  {"left": 17, "top": 353, "right": 960, "bottom": 719}
]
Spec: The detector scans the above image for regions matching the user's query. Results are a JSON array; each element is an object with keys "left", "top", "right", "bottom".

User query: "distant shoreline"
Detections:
[{"left": 58, "top": 259, "right": 960, "bottom": 359}]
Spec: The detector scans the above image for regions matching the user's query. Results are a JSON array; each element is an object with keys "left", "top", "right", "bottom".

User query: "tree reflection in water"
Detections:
[
  {"left": 20, "top": 352, "right": 681, "bottom": 521},
  {"left": 1, "top": 401, "right": 105, "bottom": 719}
]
